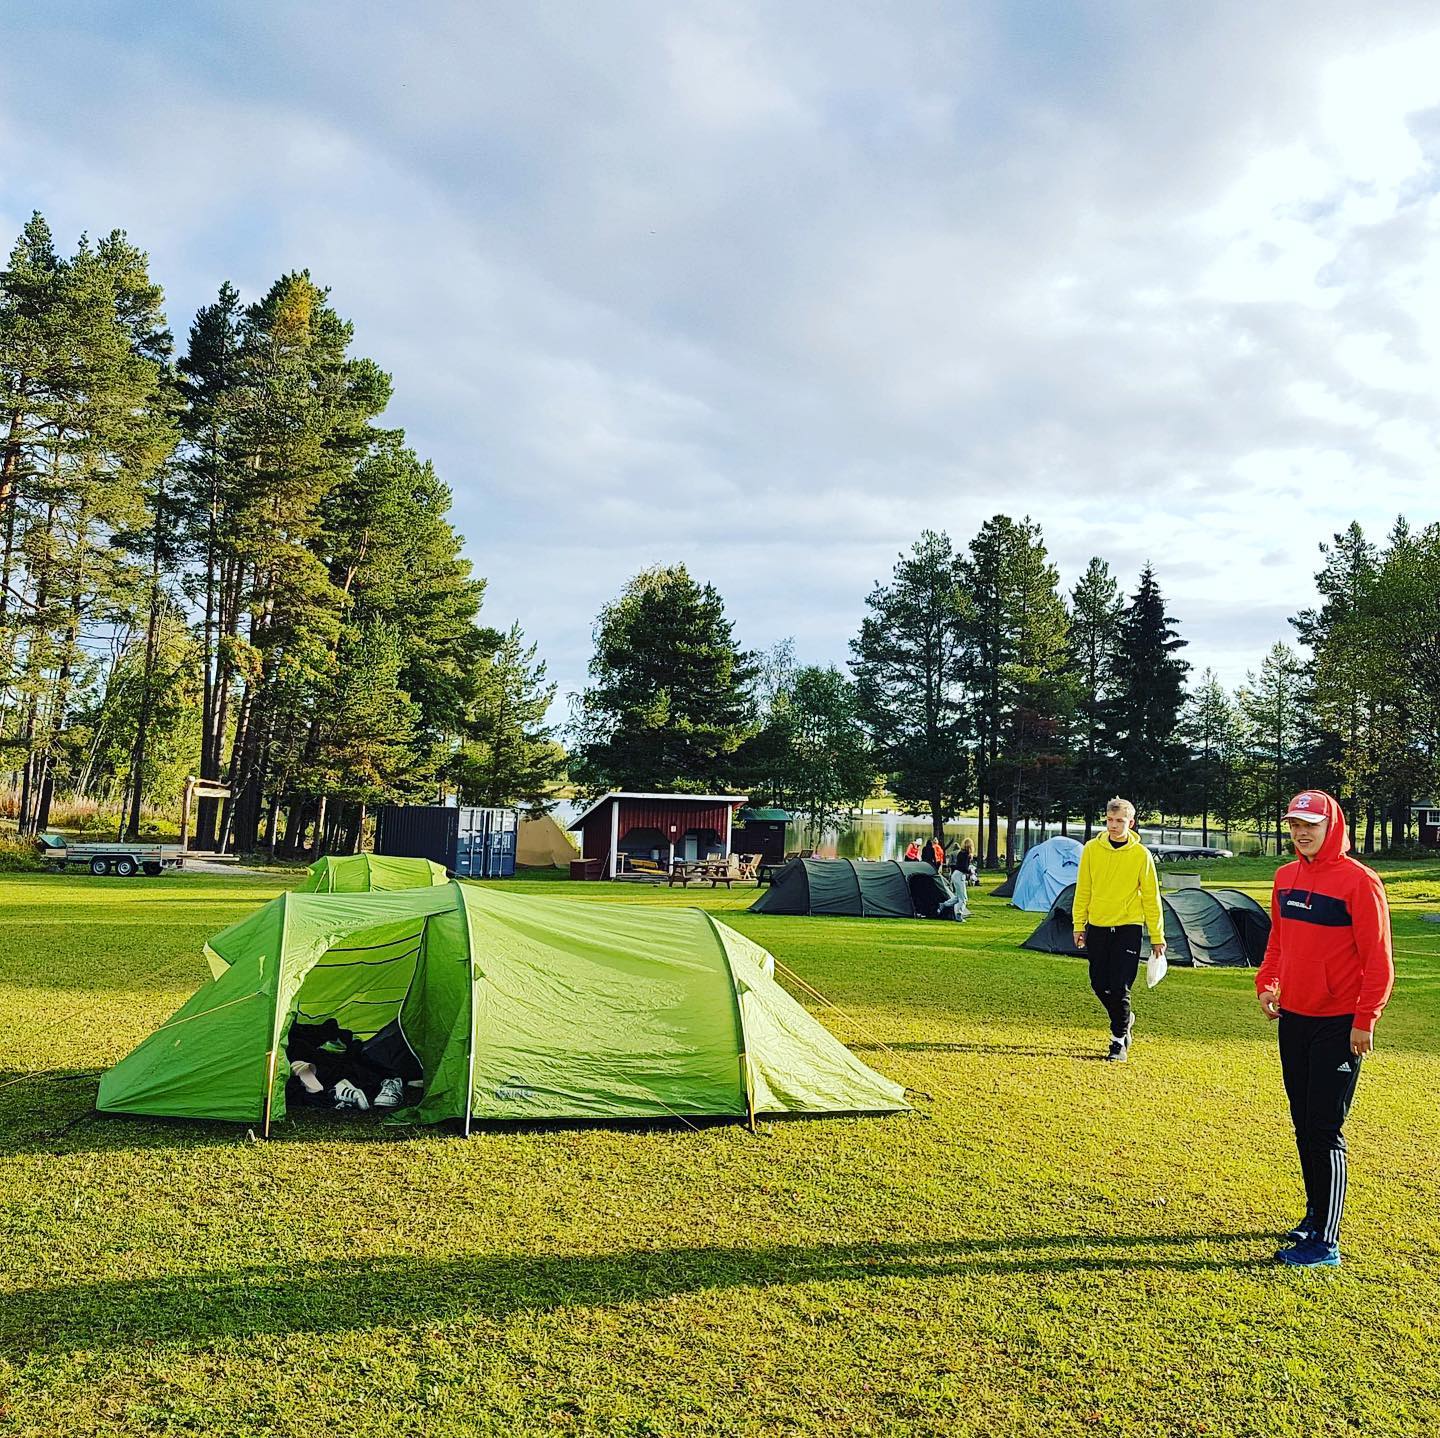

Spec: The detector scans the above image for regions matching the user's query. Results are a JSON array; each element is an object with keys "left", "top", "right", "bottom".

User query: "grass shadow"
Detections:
[
  {"left": 852, "top": 1040, "right": 1110, "bottom": 1061},
  {"left": 0, "top": 1231, "right": 1280, "bottom": 1356}
]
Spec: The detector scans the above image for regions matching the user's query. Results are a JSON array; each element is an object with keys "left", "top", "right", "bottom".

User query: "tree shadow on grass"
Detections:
[{"left": 0, "top": 1230, "right": 1278, "bottom": 1356}]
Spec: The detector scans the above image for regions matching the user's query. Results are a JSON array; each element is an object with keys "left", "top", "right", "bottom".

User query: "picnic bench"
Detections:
[{"left": 667, "top": 855, "right": 762, "bottom": 888}]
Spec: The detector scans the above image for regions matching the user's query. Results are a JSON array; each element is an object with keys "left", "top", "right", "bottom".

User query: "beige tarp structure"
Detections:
[{"left": 517, "top": 813, "right": 579, "bottom": 867}]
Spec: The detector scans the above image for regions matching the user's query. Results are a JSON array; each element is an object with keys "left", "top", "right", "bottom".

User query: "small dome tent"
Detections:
[
  {"left": 298, "top": 853, "right": 449, "bottom": 892},
  {"left": 98, "top": 884, "right": 907, "bottom": 1131},
  {"left": 1007, "top": 836, "right": 1083, "bottom": 911},
  {"left": 749, "top": 859, "right": 953, "bottom": 918},
  {"left": 1019, "top": 882, "right": 1269, "bottom": 967}
]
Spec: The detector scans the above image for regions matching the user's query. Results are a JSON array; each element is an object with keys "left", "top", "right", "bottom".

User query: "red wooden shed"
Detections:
[{"left": 568, "top": 792, "right": 749, "bottom": 878}]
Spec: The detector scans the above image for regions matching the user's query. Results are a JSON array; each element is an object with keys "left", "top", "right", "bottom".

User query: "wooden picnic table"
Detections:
[{"left": 668, "top": 858, "right": 748, "bottom": 888}]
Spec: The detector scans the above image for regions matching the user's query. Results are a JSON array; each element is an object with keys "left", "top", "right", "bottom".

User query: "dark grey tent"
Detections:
[
  {"left": 1019, "top": 882, "right": 1270, "bottom": 967},
  {"left": 1209, "top": 888, "right": 1271, "bottom": 965},
  {"left": 751, "top": 859, "right": 951, "bottom": 918},
  {"left": 991, "top": 871, "right": 1017, "bottom": 899}
]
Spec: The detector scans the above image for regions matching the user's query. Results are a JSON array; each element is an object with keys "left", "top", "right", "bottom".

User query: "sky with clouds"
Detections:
[{"left": 3, "top": 0, "right": 1438, "bottom": 708}]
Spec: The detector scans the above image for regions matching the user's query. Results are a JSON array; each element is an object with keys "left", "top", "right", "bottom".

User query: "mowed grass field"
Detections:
[{"left": 1, "top": 859, "right": 1438, "bottom": 1438}]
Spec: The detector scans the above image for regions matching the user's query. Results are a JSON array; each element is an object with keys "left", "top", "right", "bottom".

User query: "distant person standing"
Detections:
[
  {"left": 904, "top": 839, "right": 921, "bottom": 861},
  {"left": 1072, "top": 797, "right": 1165, "bottom": 1062},
  {"left": 926, "top": 835, "right": 946, "bottom": 869},
  {"left": 1257, "top": 791, "right": 1394, "bottom": 1269},
  {"left": 953, "top": 837, "right": 979, "bottom": 886}
]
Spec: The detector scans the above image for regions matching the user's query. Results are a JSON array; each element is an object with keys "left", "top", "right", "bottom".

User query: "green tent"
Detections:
[
  {"left": 98, "top": 883, "right": 907, "bottom": 1131},
  {"left": 750, "top": 858, "right": 945, "bottom": 918},
  {"left": 298, "top": 853, "right": 449, "bottom": 892}
]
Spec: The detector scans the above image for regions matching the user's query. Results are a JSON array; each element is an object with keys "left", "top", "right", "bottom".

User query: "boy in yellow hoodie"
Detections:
[{"left": 1072, "top": 797, "right": 1166, "bottom": 1061}]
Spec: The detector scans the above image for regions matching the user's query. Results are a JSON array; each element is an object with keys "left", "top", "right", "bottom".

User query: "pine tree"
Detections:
[
  {"left": 959, "top": 517, "right": 1069, "bottom": 864},
  {"left": 1181, "top": 669, "right": 1242, "bottom": 845},
  {"left": 1238, "top": 642, "right": 1304, "bottom": 852},
  {"left": 452, "top": 622, "right": 565, "bottom": 812},
  {"left": 850, "top": 531, "right": 971, "bottom": 840},
  {"left": 572, "top": 565, "right": 756, "bottom": 793}
]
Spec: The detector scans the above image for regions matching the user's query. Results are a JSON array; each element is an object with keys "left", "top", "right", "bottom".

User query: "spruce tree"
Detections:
[
  {"left": 1067, "top": 557, "right": 1122, "bottom": 837},
  {"left": 1101, "top": 564, "right": 1190, "bottom": 818}
]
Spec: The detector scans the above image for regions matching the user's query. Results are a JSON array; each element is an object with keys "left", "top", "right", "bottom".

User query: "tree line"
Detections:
[
  {"left": 570, "top": 517, "right": 1440, "bottom": 864},
  {"left": 7, "top": 214, "right": 1433, "bottom": 862},
  {"left": 0, "top": 213, "right": 562, "bottom": 853}
]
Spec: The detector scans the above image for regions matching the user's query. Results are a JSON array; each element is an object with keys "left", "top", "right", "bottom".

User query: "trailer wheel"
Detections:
[
  {"left": 89, "top": 857, "right": 110, "bottom": 876},
  {"left": 143, "top": 862, "right": 162, "bottom": 876},
  {"left": 114, "top": 856, "right": 138, "bottom": 877}
]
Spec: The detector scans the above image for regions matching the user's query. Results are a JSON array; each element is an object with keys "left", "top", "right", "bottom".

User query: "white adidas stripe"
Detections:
[{"left": 1323, "top": 1148, "right": 1347, "bottom": 1246}]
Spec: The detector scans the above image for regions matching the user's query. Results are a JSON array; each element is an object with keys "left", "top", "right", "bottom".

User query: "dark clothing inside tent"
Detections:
[
  {"left": 750, "top": 859, "right": 950, "bottom": 918},
  {"left": 907, "top": 868, "right": 961, "bottom": 919},
  {"left": 1020, "top": 882, "right": 1270, "bottom": 967}
]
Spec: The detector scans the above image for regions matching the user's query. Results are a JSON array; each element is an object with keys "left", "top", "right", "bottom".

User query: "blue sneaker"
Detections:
[
  {"left": 1284, "top": 1214, "right": 1317, "bottom": 1243},
  {"left": 1276, "top": 1239, "right": 1341, "bottom": 1268}
]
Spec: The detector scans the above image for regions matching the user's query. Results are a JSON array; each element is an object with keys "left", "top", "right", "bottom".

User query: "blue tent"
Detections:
[{"left": 1009, "top": 836, "right": 1084, "bottom": 911}]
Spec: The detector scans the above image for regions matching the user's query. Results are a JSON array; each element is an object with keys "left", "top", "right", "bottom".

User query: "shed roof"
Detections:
[{"left": 568, "top": 791, "right": 750, "bottom": 831}]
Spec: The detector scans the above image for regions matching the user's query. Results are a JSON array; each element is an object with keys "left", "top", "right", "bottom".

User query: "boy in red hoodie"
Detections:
[{"left": 1256, "top": 791, "right": 1394, "bottom": 1268}]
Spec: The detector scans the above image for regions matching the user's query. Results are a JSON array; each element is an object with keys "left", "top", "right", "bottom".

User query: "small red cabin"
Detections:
[{"left": 568, "top": 791, "right": 749, "bottom": 878}]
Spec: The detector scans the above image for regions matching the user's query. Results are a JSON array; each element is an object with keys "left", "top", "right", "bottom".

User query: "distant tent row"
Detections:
[
  {"left": 992, "top": 836, "right": 1083, "bottom": 909},
  {"left": 98, "top": 881, "right": 908, "bottom": 1130},
  {"left": 750, "top": 858, "right": 958, "bottom": 919},
  {"left": 1021, "top": 882, "right": 1269, "bottom": 967}
]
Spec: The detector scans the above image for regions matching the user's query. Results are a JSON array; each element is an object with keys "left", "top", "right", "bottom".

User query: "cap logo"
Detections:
[{"left": 1295, "top": 794, "right": 1314, "bottom": 809}]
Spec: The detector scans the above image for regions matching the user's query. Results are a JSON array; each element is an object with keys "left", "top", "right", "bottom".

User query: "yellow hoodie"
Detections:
[{"left": 1072, "top": 830, "right": 1163, "bottom": 935}]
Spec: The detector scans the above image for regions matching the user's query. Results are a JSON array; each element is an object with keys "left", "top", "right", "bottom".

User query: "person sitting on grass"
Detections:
[
  {"left": 1072, "top": 796, "right": 1165, "bottom": 1063},
  {"left": 1257, "top": 791, "right": 1394, "bottom": 1270}
]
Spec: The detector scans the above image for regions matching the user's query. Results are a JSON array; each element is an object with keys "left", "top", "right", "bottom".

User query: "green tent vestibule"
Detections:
[
  {"left": 297, "top": 853, "right": 450, "bottom": 892},
  {"left": 97, "top": 883, "right": 908, "bottom": 1132}
]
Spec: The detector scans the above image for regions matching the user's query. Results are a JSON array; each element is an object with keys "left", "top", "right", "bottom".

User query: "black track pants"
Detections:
[
  {"left": 1278, "top": 1011, "right": 1362, "bottom": 1247},
  {"left": 1085, "top": 924, "right": 1142, "bottom": 1039}
]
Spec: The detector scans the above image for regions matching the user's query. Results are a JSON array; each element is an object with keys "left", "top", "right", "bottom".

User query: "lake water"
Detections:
[{"left": 777, "top": 813, "right": 1262, "bottom": 860}]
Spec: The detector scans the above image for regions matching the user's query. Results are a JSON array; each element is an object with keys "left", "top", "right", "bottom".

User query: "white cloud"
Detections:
[{"left": 2, "top": 0, "right": 1439, "bottom": 712}]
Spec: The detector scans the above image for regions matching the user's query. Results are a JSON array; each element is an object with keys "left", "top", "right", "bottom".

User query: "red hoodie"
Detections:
[{"left": 1255, "top": 791, "right": 1394, "bottom": 1030}]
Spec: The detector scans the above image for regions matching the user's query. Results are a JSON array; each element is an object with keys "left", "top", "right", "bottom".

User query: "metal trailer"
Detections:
[
  {"left": 373, "top": 805, "right": 518, "bottom": 878},
  {"left": 37, "top": 834, "right": 186, "bottom": 876}
]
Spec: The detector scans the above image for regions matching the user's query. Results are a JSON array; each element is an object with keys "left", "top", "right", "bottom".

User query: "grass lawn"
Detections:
[{"left": 2, "top": 858, "right": 1438, "bottom": 1437}]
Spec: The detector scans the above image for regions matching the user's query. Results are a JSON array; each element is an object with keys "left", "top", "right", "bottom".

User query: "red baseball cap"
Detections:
[{"left": 1282, "top": 791, "right": 1328, "bottom": 823}]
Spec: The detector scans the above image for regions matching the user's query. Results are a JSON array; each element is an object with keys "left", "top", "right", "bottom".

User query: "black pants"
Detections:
[
  {"left": 1278, "top": 1011, "right": 1362, "bottom": 1247},
  {"left": 1086, "top": 924, "right": 1141, "bottom": 1039}
]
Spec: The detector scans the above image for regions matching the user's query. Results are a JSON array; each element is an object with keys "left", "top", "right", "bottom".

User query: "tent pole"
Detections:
[
  {"left": 740, "top": 1053, "right": 756, "bottom": 1133},
  {"left": 261, "top": 1046, "right": 279, "bottom": 1139}
]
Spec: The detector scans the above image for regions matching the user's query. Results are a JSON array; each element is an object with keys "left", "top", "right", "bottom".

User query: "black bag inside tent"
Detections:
[
  {"left": 1020, "top": 883, "right": 1269, "bottom": 967},
  {"left": 751, "top": 858, "right": 942, "bottom": 918}
]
